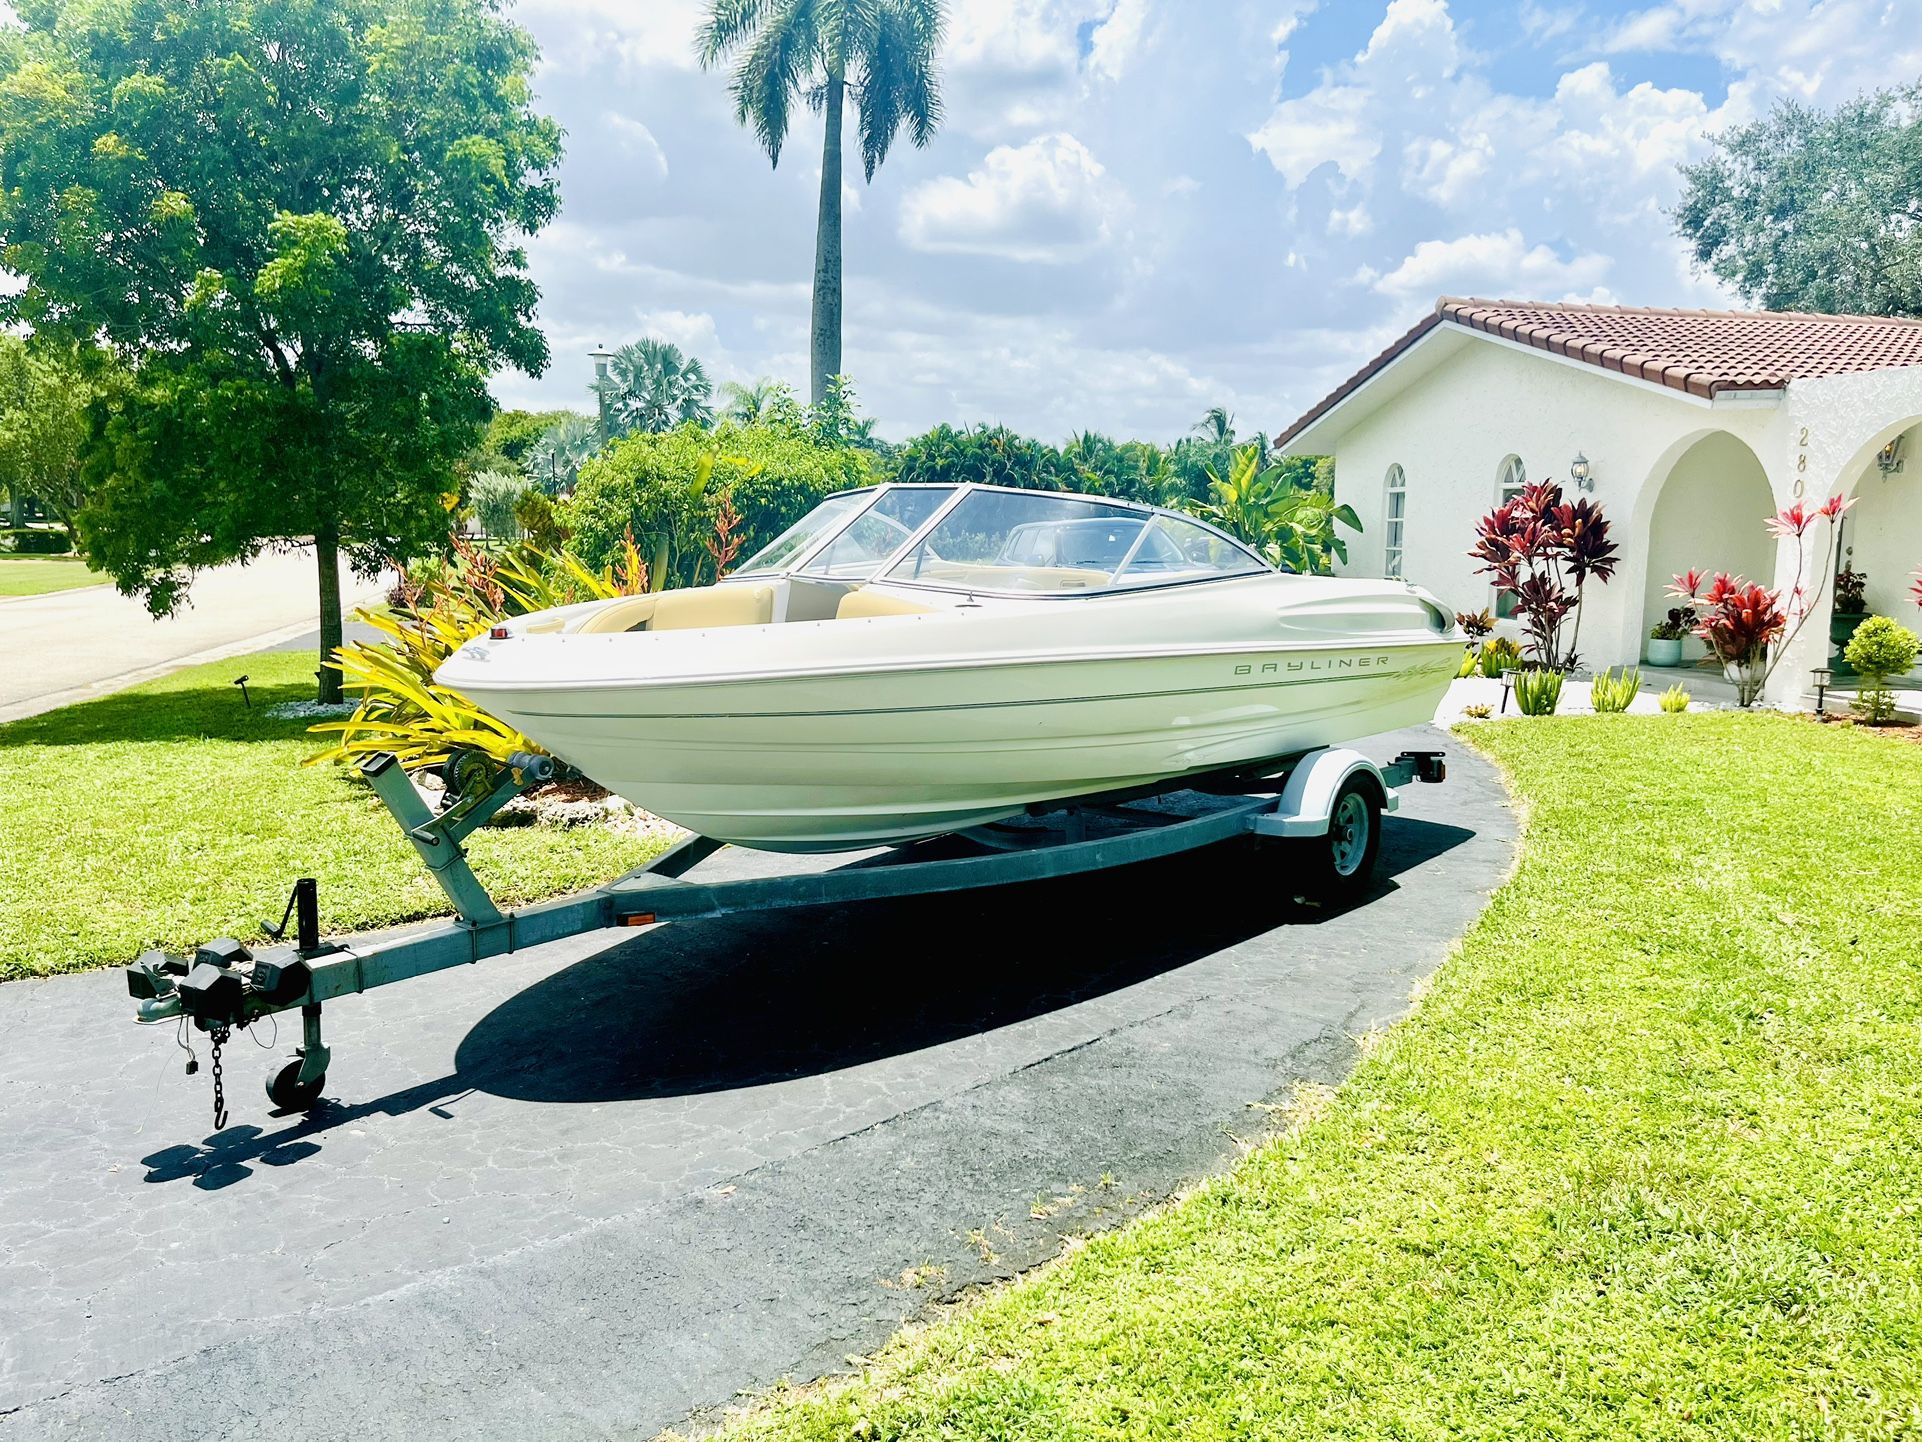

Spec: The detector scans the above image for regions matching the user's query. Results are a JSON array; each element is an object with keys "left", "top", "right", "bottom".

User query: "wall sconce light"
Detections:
[
  {"left": 1569, "top": 451, "right": 1594, "bottom": 491},
  {"left": 1876, "top": 435, "right": 1906, "bottom": 476}
]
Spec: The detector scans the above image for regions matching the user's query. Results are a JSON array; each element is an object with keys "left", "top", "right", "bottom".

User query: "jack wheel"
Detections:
[{"left": 266, "top": 1059, "right": 326, "bottom": 1112}]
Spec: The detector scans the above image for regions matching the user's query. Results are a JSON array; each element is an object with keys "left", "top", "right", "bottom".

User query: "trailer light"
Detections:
[
  {"left": 490, "top": 626, "right": 512, "bottom": 640},
  {"left": 620, "top": 912, "right": 657, "bottom": 927},
  {"left": 177, "top": 962, "right": 247, "bottom": 1024},
  {"left": 195, "top": 937, "right": 252, "bottom": 968}
]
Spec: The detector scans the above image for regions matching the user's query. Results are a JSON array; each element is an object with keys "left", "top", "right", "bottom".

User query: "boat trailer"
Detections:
[{"left": 128, "top": 745, "right": 1447, "bottom": 1128}]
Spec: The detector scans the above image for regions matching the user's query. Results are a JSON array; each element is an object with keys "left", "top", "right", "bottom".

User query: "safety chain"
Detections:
[{"left": 208, "top": 1023, "right": 231, "bottom": 1131}]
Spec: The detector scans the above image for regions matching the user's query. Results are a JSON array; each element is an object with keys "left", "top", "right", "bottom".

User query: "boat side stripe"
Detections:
[{"left": 507, "top": 661, "right": 1458, "bottom": 722}]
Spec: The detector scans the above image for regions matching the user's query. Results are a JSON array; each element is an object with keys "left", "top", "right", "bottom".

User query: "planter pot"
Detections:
[
  {"left": 1830, "top": 610, "right": 1869, "bottom": 675},
  {"left": 1645, "top": 637, "right": 1683, "bottom": 667}
]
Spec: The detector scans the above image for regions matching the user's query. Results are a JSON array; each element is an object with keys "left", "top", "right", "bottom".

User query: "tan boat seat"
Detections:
[
  {"left": 650, "top": 583, "right": 776, "bottom": 631},
  {"left": 572, "top": 583, "right": 776, "bottom": 634},
  {"left": 835, "top": 589, "right": 937, "bottom": 620}
]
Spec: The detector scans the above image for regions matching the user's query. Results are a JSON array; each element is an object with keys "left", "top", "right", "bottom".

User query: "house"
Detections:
[{"left": 1276, "top": 298, "right": 1922, "bottom": 703}]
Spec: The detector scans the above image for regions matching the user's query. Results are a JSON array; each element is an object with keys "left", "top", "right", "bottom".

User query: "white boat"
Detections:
[{"left": 437, "top": 484, "right": 1464, "bottom": 852}]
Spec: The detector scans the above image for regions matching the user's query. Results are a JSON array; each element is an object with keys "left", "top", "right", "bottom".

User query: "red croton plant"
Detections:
[
  {"left": 1667, "top": 493, "right": 1854, "bottom": 706},
  {"left": 1468, "top": 479, "right": 1619, "bottom": 669}
]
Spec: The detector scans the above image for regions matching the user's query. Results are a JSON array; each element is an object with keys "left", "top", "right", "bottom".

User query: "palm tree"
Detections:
[
  {"left": 720, "top": 376, "right": 789, "bottom": 423},
  {"left": 1192, "top": 406, "right": 1236, "bottom": 446},
  {"left": 605, "top": 338, "right": 714, "bottom": 433},
  {"left": 699, "top": 0, "right": 944, "bottom": 404},
  {"left": 523, "top": 413, "right": 600, "bottom": 496}
]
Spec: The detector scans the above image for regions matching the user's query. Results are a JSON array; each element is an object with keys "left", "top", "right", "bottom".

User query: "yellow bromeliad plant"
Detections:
[{"left": 307, "top": 531, "right": 650, "bottom": 777}]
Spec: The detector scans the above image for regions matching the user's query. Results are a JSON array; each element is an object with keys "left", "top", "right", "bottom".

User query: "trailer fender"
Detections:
[{"left": 1253, "top": 748, "right": 1398, "bottom": 839}]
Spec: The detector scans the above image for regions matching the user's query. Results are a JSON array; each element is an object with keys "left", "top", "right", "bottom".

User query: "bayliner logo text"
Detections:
[{"left": 1232, "top": 655, "right": 1393, "bottom": 676}]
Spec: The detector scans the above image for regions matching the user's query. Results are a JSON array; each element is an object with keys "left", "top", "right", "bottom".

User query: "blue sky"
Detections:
[{"left": 498, "top": 0, "right": 1922, "bottom": 441}]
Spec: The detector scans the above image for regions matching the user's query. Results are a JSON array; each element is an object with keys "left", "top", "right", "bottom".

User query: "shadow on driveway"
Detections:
[{"left": 139, "top": 814, "right": 1473, "bottom": 1189}]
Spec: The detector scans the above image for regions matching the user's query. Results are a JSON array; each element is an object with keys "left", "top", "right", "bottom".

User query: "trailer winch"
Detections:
[{"left": 131, "top": 744, "right": 1447, "bottom": 1128}]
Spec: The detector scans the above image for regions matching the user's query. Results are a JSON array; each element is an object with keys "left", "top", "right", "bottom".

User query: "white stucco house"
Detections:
[{"left": 1277, "top": 298, "right": 1922, "bottom": 705}]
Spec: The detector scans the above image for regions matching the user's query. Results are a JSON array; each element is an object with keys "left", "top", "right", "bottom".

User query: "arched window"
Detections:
[
  {"left": 1383, "top": 464, "right": 1406, "bottom": 579},
  {"left": 1494, "top": 455, "right": 1527, "bottom": 616}
]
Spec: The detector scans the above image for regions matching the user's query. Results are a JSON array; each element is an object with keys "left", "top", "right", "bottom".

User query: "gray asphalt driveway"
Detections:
[{"left": 0, "top": 727, "right": 1514, "bottom": 1441}]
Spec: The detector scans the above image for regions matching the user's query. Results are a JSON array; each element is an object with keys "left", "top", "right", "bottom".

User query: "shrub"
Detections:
[
  {"left": 514, "top": 490, "right": 569, "bottom": 554},
  {"left": 1468, "top": 478, "right": 1619, "bottom": 668},
  {"left": 1513, "top": 668, "right": 1564, "bottom": 716},
  {"left": 1457, "top": 649, "right": 1479, "bottom": 679},
  {"left": 566, "top": 422, "right": 871, "bottom": 585},
  {"left": 1659, "top": 684, "right": 1691, "bottom": 713},
  {"left": 1834, "top": 564, "right": 1868, "bottom": 612},
  {"left": 1589, "top": 666, "right": 1642, "bottom": 713},
  {"left": 1844, "top": 615, "right": 1919, "bottom": 724},
  {"left": 1461, "top": 702, "right": 1493, "bottom": 720},
  {"left": 1456, "top": 608, "right": 1496, "bottom": 640},
  {"left": 0, "top": 526, "right": 72, "bottom": 554},
  {"left": 469, "top": 469, "right": 530, "bottom": 541},
  {"left": 1478, "top": 636, "right": 1522, "bottom": 678}
]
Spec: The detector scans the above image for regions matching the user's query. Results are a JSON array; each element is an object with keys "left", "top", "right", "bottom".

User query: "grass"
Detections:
[
  {"left": 0, "top": 554, "right": 106, "bottom": 597},
  {"left": 701, "top": 713, "right": 1922, "bottom": 1441},
  {"left": 0, "top": 649, "right": 668, "bottom": 982}
]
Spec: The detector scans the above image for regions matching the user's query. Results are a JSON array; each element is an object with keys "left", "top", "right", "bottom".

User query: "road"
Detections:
[
  {"left": 0, "top": 548, "right": 385, "bottom": 722},
  {"left": 0, "top": 728, "right": 1515, "bottom": 1442}
]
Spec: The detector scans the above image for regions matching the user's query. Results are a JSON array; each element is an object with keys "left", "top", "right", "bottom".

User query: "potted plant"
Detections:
[
  {"left": 1830, "top": 563, "right": 1869, "bottom": 674},
  {"left": 1646, "top": 606, "right": 1695, "bottom": 667}
]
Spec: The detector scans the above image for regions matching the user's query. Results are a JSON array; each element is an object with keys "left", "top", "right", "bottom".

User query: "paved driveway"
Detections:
[
  {"left": 0, "top": 728, "right": 1514, "bottom": 1441},
  {"left": 0, "top": 548, "right": 385, "bottom": 722}
]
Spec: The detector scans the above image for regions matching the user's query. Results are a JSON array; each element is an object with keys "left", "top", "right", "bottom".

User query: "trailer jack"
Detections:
[{"left": 130, "top": 744, "right": 1447, "bottom": 1130}]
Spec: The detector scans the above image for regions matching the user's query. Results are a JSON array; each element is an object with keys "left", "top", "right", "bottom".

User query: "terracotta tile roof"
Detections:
[{"left": 1277, "top": 297, "right": 1922, "bottom": 448}]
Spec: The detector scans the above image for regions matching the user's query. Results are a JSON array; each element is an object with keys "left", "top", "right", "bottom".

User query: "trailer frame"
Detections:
[{"left": 128, "top": 745, "right": 1446, "bottom": 1122}]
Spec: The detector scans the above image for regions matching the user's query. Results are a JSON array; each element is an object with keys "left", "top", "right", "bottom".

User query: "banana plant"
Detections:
[{"left": 1189, "top": 444, "right": 1360, "bottom": 576}]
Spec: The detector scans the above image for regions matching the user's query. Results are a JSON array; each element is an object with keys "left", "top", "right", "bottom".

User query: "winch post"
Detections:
[{"left": 358, "top": 752, "right": 541, "bottom": 925}]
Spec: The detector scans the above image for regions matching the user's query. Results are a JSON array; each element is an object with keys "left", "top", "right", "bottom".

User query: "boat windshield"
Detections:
[
  {"left": 881, "top": 489, "right": 1267, "bottom": 594},
  {"left": 798, "top": 486, "right": 955, "bottom": 578},
  {"left": 733, "top": 492, "right": 873, "bottom": 576}
]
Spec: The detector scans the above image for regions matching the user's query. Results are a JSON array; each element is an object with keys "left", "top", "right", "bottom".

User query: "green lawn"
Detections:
[
  {"left": 704, "top": 714, "right": 1922, "bottom": 1441},
  {"left": 0, "top": 650, "right": 667, "bottom": 982},
  {"left": 0, "top": 554, "right": 106, "bottom": 597}
]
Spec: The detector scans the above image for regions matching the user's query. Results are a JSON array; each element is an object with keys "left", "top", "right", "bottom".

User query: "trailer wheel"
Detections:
[
  {"left": 266, "top": 1059, "right": 326, "bottom": 1113},
  {"left": 1299, "top": 775, "right": 1381, "bottom": 903}
]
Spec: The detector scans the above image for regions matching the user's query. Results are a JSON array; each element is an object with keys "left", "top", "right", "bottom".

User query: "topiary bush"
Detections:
[
  {"left": 564, "top": 422, "right": 872, "bottom": 586},
  {"left": 1844, "top": 615, "right": 1919, "bottom": 724}
]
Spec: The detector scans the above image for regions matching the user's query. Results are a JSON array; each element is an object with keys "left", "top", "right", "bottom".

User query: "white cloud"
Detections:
[
  {"left": 898, "top": 133, "right": 1127, "bottom": 263},
  {"left": 1367, "top": 228, "right": 1612, "bottom": 299},
  {"left": 1328, "top": 203, "right": 1372, "bottom": 238},
  {"left": 605, "top": 112, "right": 668, "bottom": 179},
  {"left": 1247, "top": 85, "right": 1379, "bottom": 187},
  {"left": 1086, "top": 0, "right": 1152, "bottom": 82}
]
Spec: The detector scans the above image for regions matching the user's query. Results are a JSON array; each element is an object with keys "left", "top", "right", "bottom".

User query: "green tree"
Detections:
[
  {"left": 469, "top": 468, "right": 529, "bottom": 541},
  {"left": 720, "top": 376, "right": 792, "bottom": 424},
  {"left": 1192, "top": 406, "right": 1236, "bottom": 446},
  {"left": 565, "top": 421, "right": 872, "bottom": 586},
  {"left": 0, "top": 0, "right": 561, "bottom": 701},
  {"left": 890, "top": 423, "right": 1078, "bottom": 490},
  {"left": 479, "top": 408, "right": 578, "bottom": 471},
  {"left": 0, "top": 337, "right": 115, "bottom": 530},
  {"left": 1675, "top": 84, "right": 1922, "bottom": 316},
  {"left": 606, "top": 338, "right": 715, "bottom": 433},
  {"left": 698, "top": 0, "right": 944, "bottom": 404},
  {"left": 1190, "top": 444, "right": 1360, "bottom": 576}
]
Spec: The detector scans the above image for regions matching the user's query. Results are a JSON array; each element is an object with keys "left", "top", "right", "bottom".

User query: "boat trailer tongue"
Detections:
[{"left": 129, "top": 745, "right": 1448, "bottom": 1131}]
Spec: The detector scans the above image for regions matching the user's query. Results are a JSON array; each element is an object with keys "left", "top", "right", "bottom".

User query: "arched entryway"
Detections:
[
  {"left": 1639, "top": 431, "right": 1776, "bottom": 658},
  {"left": 1830, "top": 417, "right": 1922, "bottom": 683}
]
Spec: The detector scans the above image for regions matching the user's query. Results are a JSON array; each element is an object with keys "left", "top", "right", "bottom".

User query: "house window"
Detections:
[
  {"left": 1494, "top": 454, "right": 1527, "bottom": 617},
  {"left": 1383, "top": 464, "right": 1406, "bottom": 579}
]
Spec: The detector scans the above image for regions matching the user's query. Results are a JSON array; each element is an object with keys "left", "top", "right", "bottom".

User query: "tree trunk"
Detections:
[
  {"left": 810, "top": 64, "right": 845, "bottom": 406},
  {"left": 314, "top": 518, "right": 345, "bottom": 705}
]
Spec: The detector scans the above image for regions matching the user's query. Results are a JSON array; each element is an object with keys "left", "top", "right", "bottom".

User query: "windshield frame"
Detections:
[{"left": 869, "top": 485, "right": 1273, "bottom": 599}]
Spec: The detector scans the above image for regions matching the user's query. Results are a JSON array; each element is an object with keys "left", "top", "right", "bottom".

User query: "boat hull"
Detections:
[{"left": 443, "top": 581, "right": 1462, "bottom": 850}]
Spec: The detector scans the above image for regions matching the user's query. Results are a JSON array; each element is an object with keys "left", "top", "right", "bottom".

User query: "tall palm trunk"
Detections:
[{"left": 810, "top": 62, "right": 844, "bottom": 406}]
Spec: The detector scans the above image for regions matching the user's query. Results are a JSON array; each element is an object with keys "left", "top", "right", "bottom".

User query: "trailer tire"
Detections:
[
  {"left": 266, "top": 1060, "right": 326, "bottom": 1113},
  {"left": 1298, "top": 774, "right": 1381, "bottom": 904}
]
